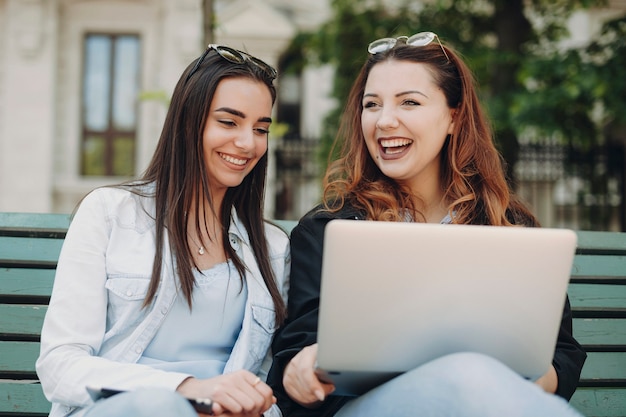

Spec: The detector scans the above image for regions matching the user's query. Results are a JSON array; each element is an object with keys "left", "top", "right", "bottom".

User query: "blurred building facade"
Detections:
[
  {"left": 0, "top": 0, "right": 624, "bottom": 230},
  {"left": 0, "top": 0, "right": 331, "bottom": 217}
]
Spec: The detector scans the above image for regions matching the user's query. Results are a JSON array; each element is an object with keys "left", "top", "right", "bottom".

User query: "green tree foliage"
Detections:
[
  {"left": 513, "top": 13, "right": 626, "bottom": 146},
  {"left": 592, "top": 16, "right": 626, "bottom": 128}
]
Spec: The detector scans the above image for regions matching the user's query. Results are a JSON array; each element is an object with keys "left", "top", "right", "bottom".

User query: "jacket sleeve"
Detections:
[
  {"left": 36, "top": 190, "right": 189, "bottom": 408},
  {"left": 267, "top": 213, "right": 349, "bottom": 417},
  {"left": 553, "top": 295, "right": 587, "bottom": 400}
]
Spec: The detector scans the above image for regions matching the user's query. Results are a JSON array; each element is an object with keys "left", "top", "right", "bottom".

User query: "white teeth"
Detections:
[
  {"left": 380, "top": 138, "right": 412, "bottom": 148},
  {"left": 220, "top": 153, "right": 247, "bottom": 166},
  {"left": 385, "top": 147, "right": 405, "bottom": 155}
]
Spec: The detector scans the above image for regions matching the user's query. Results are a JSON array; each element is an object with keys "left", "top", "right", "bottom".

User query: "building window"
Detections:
[{"left": 81, "top": 33, "right": 140, "bottom": 176}]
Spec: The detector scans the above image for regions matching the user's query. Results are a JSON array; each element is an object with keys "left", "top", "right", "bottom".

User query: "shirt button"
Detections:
[
  {"left": 126, "top": 290, "right": 133, "bottom": 297},
  {"left": 135, "top": 346, "right": 142, "bottom": 354},
  {"left": 161, "top": 307, "right": 167, "bottom": 315}
]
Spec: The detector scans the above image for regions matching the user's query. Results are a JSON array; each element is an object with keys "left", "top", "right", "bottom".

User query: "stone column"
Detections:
[{"left": 0, "top": 0, "right": 57, "bottom": 212}]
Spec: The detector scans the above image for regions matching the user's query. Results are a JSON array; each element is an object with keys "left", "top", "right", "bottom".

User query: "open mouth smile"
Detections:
[
  {"left": 219, "top": 152, "right": 249, "bottom": 166},
  {"left": 379, "top": 138, "right": 413, "bottom": 155}
]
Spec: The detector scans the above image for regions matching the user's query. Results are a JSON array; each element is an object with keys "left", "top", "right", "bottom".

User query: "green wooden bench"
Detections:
[{"left": 1, "top": 212, "right": 625, "bottom": 416}]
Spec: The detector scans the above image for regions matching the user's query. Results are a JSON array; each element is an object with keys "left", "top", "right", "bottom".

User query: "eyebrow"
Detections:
[
  {"left": 214, "top": 107, "right": 272, "bottom": 123},
  {"left": 363, "top": 90, "right": 430, "bottom": 100}
]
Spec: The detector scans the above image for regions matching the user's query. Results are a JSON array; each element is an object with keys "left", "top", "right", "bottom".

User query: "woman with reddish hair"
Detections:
[{"left": 268, "top": 32, "right": 586, "bottom": 417}]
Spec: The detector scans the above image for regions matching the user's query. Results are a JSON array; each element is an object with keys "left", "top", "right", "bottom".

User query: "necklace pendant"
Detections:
[{"left": 198, "top": 246, "right": 205, "bottom": 255}]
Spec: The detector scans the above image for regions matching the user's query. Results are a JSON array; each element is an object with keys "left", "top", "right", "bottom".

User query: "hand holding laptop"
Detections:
[{"left": 283, "top": 344, "right": 335, "bottom": 407}]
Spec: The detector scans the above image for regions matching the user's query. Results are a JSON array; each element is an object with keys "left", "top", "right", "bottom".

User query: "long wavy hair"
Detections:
[
  {"left": 120, "top": 50, "right": 286, "bottom": 324},
  {"left": 323, "top": 40, "right": 537, "bottom": 227}
]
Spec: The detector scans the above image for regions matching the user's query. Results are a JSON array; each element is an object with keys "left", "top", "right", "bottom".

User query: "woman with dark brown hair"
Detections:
[
  {"left": 268, "top": 32, "right": 586, "bottom": 417},
  {"left": 37, "top": 45, "right": 289, "bottom": 417}
]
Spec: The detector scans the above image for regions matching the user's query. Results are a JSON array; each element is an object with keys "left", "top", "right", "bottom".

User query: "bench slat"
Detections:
[
  {"left": 0, "top": 382, "right": 50, "bottom": 415},
  {"left": 571, "top": 387, "right": 626, "bottom": 417},
  {"left": 579, "top": 352, "right": 626, "bottom": 385},
  {"left": 271, "top": 219, "right": 298, "bottom": 234},
  {"left": 2, "top": 348, "right": 624, "bottom": 385},
  {"left": 0, "top": 304, "right": 47, "bottom": 338},
  {"left": 4, "top": 347, "right": 623, "bottom": 385},
  {"left": 576, "top": 231, "right": 626, "bottom": 252},
  {"left": 571, "top": 255, "right": 626, "bottom": 280},
  {"left": 573, "top": 318, "right": 626, "bottom": 348},
  {"left": 0, "top": 237, "right": 64, "bottom": 267},
  {"left": 0, "top": 341, "right": 39, "bottom": 376},
  {"left": 569, "top": 284, "right": 626, "bottom": 310},
  {"left": 0, "top": 269, "right": 55, "bottom": 299},
  {"left": 0, "top": 212, "right": 70, "bottom": 232}
]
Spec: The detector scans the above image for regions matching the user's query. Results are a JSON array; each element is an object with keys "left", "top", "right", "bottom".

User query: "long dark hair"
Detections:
[
  {"left": 324, "top": 41, "right": 537, "bottom": 227},
  {"left": 122, "top": 50, "right": 285, "bottom": 324}
]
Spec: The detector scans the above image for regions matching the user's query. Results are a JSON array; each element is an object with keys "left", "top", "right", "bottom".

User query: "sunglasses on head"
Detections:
[
  {"left": 185, "top": 44, "right": 278, "bottom": 83},
  {"left": 367, "top": 31, "right": 450, "bottom": 62}
]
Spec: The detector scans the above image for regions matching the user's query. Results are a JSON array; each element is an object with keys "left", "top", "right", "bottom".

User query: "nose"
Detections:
[
  {"left": 234, "top": 129, "right": 255, "bottom": 152},
  {"left": 375, "top": 106, "right": 399, "bottom": 130}
]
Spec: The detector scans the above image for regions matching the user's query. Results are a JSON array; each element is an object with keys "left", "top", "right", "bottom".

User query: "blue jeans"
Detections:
[
  {"left": 335, "top": 352, "right": 583, "bottom": 417},
  {"left": 83, "top": 388, "right": 197, "bottom": 417}
]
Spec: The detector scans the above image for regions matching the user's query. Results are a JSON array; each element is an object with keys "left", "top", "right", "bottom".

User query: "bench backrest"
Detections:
[
  {"left": 1, "top": 212, "right": 625, "bottom": 417},
  {"left": 567, "top": 231, "right": 626, "bottom": 416}
]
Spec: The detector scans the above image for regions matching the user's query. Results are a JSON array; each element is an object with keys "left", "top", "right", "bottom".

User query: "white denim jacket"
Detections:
[{"left": 36, "top": 186, "right": 290, "bottom": 417}]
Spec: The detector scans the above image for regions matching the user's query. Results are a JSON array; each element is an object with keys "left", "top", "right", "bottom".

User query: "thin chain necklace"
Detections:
[
  {"left": 186, "top": 210, "right": 219, "bottom": 256},
  {"left": 189, "top": 235, "right": 206, "bottom": 255}
]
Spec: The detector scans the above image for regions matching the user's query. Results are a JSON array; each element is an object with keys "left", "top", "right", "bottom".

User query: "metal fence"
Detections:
[{"left": 274, "top": 137, "right": 625, "bottom": 231}]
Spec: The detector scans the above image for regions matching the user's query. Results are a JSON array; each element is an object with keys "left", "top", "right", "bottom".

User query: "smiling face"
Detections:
[
  {"left": 361, "top": 59, "right": 455, "bottom": 198},
  {"left": 202, "top": 76, "right": 273, "bottom": 199}
]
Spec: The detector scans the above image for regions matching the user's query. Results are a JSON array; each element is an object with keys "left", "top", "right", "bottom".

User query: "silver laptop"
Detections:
[{"left": 315, "top": 220, "right": 577, "bottom": 396}]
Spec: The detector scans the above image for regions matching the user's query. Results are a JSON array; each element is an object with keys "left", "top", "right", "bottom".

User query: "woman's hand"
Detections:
[
  {"left": 177, "top": 370, "right": 275, "bottom": 416},
  {"left": 535, "top": 365, "right": 558, "bottom": 394},
  {"left": 283, "top": 344, "right": 335, "bottom": 408}
]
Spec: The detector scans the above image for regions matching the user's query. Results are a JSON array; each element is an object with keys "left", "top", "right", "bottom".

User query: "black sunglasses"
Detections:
[{"left": 185, "top": 44, "right": 278, "bottom": 82}]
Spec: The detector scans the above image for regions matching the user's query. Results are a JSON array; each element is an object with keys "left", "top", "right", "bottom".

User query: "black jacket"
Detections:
[{"left": 267, "top": 203, "right": 587, "bottom": 417}]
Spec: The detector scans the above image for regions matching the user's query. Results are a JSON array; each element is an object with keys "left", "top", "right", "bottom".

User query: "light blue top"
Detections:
[
  {"left": 138, "top": 260, "right": 247, "bottom": 378},
  {"left": 403, "top": 212, "right": 453, "bottom": 224}
]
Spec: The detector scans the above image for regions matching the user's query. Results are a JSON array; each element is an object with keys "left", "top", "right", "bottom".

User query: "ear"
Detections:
[{"left": 447, "top": 108, "right": 456, "bottom": 135}]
